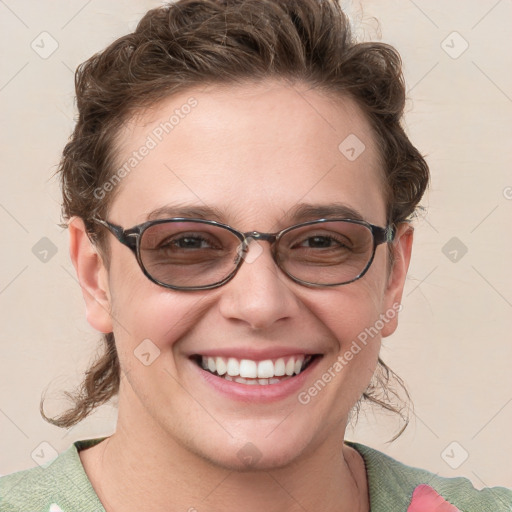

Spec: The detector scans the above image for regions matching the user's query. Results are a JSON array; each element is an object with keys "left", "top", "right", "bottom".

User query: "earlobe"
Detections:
[
  {"left": 380, "top": 223, "right": 414, "bottom": 338},
  {"left": 68, "top": 217, "right": 113, "bottom": 334}
]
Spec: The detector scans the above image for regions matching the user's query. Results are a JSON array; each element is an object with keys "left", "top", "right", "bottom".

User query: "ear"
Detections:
[
  {"left": 68, "top": 217, "right": 113, "bottom": 334},
  {"left": 380, "top": 223, "right": 414, "bottom": 338}
]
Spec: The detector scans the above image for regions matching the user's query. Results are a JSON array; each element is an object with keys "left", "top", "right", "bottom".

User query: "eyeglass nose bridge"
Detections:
[
  {"left": 243, "top": 231, "right": 278, "bottom": 244},
  {"left": 236, "top": 231, "right": 280, "bottom": 265}
]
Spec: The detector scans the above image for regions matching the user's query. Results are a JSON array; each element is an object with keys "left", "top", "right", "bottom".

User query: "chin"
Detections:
[
  {"left": 206, "top": 445, "right": 304, "bottom": 473},
  {"left": 190, "top": 423, "right": 317, "bottom": 473}
]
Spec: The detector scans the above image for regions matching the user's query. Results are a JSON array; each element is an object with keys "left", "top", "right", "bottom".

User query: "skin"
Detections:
[{"left": 70, "top": 80, "right": 413, "bottom": 512}]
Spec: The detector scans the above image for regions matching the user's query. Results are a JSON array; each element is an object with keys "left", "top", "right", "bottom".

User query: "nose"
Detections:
[{"left": 217, "top": 239, "right": 301, "bottom": 330}]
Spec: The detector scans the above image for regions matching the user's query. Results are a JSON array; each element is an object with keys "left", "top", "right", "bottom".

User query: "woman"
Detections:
[{"left": 1, "top": 0, "right": 510, "bottom": 510}]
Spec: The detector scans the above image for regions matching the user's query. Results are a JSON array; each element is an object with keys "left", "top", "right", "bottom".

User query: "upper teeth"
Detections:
[{"left": 201, "top": 355, "right": 309, "bottom": 378}]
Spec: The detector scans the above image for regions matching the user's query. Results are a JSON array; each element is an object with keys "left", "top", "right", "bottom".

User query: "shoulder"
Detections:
[
  {"left": 348, "top": 442, "right": 512, "bottom": 512},
  {"left": 0, "top": 439, "right": 105, "bottom": 512}
]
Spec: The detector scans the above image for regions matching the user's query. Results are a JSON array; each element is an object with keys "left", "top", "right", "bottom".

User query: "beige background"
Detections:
[{"left": 0, "top": 0, "right": 511, "bottom": 489}]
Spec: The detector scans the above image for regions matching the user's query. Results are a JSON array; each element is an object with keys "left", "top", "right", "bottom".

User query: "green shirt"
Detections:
[{"left": 1, "top": 438, "right": 510, "bottom": 511}]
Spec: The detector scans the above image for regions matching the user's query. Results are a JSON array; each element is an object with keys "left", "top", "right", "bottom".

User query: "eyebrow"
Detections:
[
  {"left": 285, "top": 203, "right": 365, "bottom": 223},
  {"left": 146, "top": 202, "right": 366, "bottom": 225},
  {"left": 146, "top": 204, "right": 227, "bottom": 222}
]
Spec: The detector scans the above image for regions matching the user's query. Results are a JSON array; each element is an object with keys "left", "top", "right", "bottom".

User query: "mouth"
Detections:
[{"left": 191, "top": 354, "right": 321, "bottom": 386}]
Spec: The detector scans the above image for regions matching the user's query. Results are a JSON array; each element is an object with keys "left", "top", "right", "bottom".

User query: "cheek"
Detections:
[
  {"left": 309, "top": 268, "right": 388, "bottom": 347},
  {"left": 303, "top": 267, "right": 388, "bottom": 389},
  {"left": 106, "top": 250, "right": 202, "bottom": 358},
  {"left": 294, "top": 285, "right": 385, "bottom": 433}
]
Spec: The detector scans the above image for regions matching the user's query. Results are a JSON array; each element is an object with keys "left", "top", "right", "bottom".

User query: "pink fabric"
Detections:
[{"left": 407, "top": 484, "right": 461, "bottom": 511}]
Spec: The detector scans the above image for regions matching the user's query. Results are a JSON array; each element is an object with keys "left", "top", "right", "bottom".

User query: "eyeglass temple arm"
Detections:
[
  {"left": 375, "top": 225, "right": 396, "bottom": 244},
  {"left": 93, "top": 218, "right": 138, "bottom": 251}
]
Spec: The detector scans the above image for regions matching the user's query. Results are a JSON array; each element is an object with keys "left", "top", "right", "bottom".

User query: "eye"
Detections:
[
  {"left": 292, "top": 231, "right": 352, "bottom": 251},
  {"left": 296, "top": 235, "right": 349, "bottom": 249},
  {"left": 177, "top": 236, "right": 208, "bottom": 249},
  {"left": 158, "top": 233, "right": 220, "bottom": 250}
]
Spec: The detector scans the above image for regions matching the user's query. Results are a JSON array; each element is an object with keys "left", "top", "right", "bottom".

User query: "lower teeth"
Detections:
[{"left": 222, "top": 375, "right": 292, "bottom": 385}]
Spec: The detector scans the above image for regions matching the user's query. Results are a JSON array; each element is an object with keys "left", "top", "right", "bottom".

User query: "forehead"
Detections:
[{"left": 110, "top": 81, "right": 386, "bottom": 228}]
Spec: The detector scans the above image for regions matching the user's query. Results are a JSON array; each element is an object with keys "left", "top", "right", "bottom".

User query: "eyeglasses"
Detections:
[{"left": 93, "top": 217, "right": 395, "bottom": 291}]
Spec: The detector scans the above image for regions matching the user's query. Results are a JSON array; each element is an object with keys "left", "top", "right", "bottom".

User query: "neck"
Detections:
[{"left": 80, "top": 392, "right": 369, "bottom": 512}]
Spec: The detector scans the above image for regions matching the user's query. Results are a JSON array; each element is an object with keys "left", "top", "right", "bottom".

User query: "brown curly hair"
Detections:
[{"left": 42, "top": 0, "right": 429, "bottom": 432}]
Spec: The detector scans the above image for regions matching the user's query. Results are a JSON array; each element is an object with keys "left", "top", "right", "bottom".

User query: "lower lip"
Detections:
[{"left": 192, "top": 356, "right": 322, "bottom": 403}]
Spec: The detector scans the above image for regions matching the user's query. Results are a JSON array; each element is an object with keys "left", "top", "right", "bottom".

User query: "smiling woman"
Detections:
[{"left": 0, "top": 1, "right": 510, "bottom": 511}]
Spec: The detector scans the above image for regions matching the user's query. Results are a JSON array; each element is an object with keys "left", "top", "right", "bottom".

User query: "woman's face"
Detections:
[{"left": 77, "top": 81, "right": 412, "bottom": 470}]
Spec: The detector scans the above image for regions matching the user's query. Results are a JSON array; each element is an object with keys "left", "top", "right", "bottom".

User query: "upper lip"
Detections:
[{"left": 189, "top": 346, "right": 321, "bottom": 361}]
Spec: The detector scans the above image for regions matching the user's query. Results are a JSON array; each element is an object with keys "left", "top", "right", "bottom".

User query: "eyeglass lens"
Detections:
[{"left": 139, "top": 220, "right": 375, "bottom": 288}]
